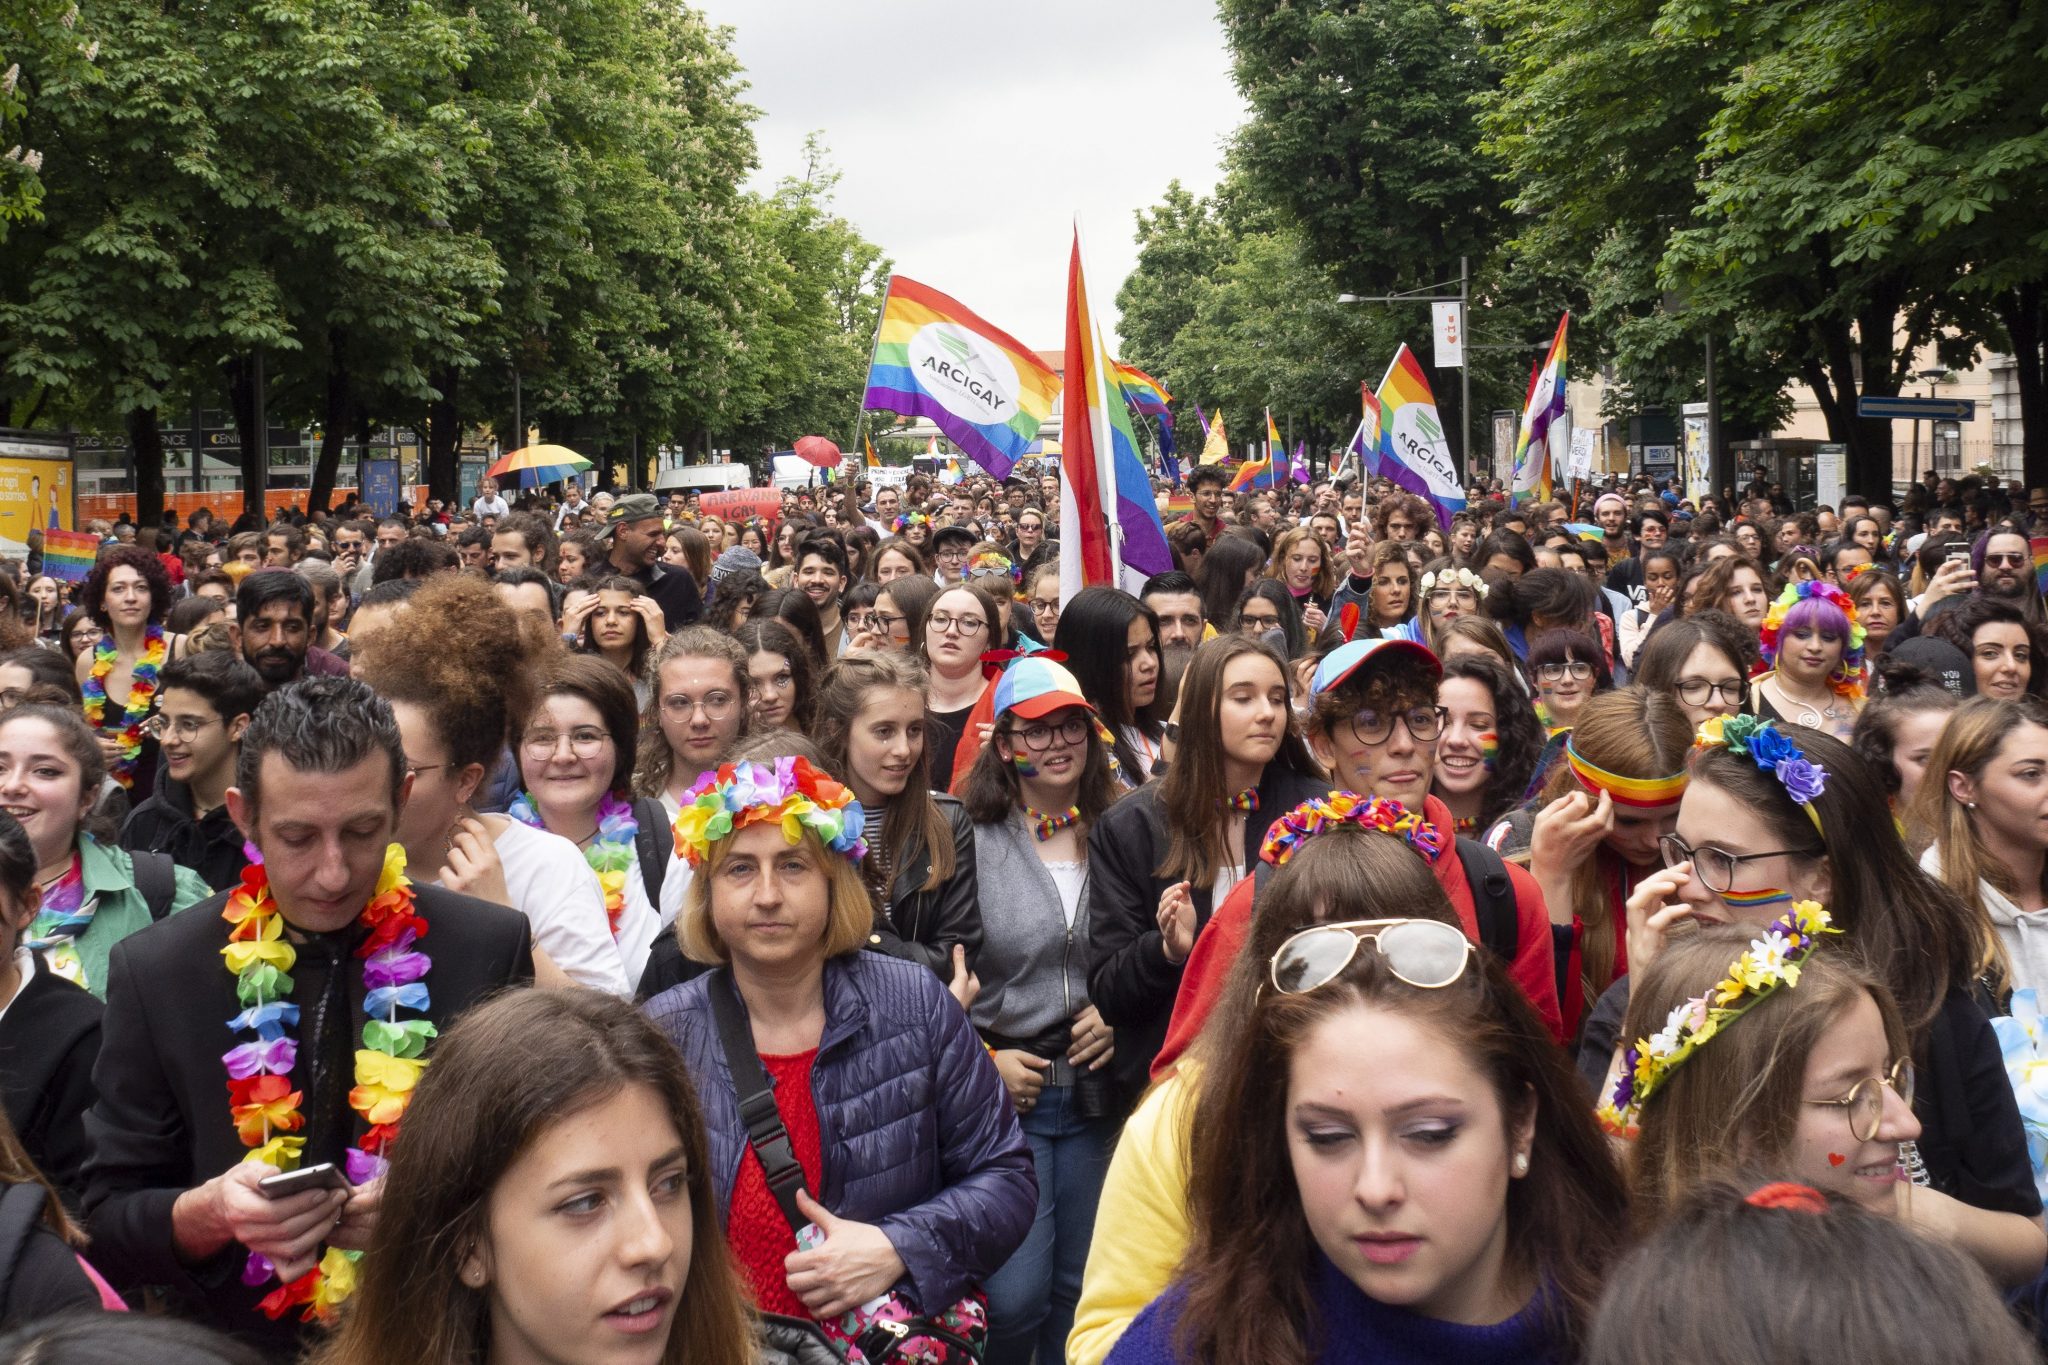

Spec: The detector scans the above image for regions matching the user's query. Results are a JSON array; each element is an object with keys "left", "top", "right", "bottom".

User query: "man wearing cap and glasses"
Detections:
[
  {"left": 1149, "top": 636, "right": 1564, "bottom": 1079},
  {"left": 597, "top": 492, "right": 702, "bottom": 631}
]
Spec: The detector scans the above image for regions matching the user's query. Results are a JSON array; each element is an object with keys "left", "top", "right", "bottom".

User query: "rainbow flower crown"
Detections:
[
  {"left": 892, "top": 513, "right": 931, "bottom": 533},
  {"left": 1695, "top": 715, "right": 1827, "bottom": 835},
  {"left": 1260, "top": 793, "right": 1445, "bottom": 868},
  {"left": 672, "top": 757, "right": 866, "bottom": 868},
  {"left": 1597, "top": 900, "right": 1838, "bottom": 1137},
  {"left": 969, "top": 551, "right": 1020, "bottom": 583},
  {"left": 1759, "top": 580, "right": 1867, "bottom": 699}
]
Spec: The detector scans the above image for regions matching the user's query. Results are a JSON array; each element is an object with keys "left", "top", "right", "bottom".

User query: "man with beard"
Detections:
[
  {"left": 1975, "top": 527, "right": 2043, "bottom": 622},
  {"left": 234, "top": 571, "right": 346, "bottom": 690},
  {"left": 597, "top": 493, "right": 702, "bottom": 631}
]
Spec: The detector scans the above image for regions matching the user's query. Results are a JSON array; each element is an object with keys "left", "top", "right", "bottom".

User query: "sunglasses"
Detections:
[{"left": 1268, "top": 919, "right": 1473, "bottom": 997}]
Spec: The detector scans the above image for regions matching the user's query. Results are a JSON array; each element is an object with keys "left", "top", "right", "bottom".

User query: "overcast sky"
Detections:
[{"left": 697, "top": 0, "right": 1246, "bottom": 353}]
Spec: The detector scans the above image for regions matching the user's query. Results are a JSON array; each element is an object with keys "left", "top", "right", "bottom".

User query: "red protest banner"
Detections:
[{"left": 697, "top": 488, "right": 782, "bottom": 523}]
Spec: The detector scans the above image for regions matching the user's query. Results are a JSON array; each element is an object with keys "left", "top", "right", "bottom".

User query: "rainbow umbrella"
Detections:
[{"left": 487, "top": 443, "right": 593, "bottom": 488}]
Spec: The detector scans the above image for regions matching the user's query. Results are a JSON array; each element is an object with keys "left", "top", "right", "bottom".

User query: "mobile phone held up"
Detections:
[{"left": 257, "top": 1163, "right": 350, "bottom": 1200}]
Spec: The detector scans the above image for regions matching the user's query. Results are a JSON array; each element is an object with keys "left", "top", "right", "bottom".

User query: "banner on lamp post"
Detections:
[{"left": 1431, "top": 303, "right": 1464, "bottom": 369}]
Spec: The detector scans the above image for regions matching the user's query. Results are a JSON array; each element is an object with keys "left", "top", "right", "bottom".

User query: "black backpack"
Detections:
[
  {"left": 630, "top": 796, "right": 670, "bottom": 908},
  {"left": 1249, "top": 833, "right": 1518, "bottom": 963},
  {"left": 128, "top": 850, "right": 179, "bottom": 921}
]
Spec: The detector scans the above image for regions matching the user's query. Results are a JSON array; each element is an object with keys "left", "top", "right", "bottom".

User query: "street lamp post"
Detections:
[{"left": 1338, "top": 256, "right": 1473, "bottom": 478}]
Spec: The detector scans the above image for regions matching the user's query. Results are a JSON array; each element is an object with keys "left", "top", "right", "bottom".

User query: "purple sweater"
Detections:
[{"left": 1105, "top": 1255, "right": 1562, "bottom": 1365}]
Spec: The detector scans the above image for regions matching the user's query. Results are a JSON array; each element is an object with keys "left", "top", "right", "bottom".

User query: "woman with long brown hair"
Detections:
[
  {"left": 1683, "top": 553, "right": 1772, "bottom": 639},
  {"left": 1085, "top": 635, "right": 1323, "bottom": 1103},
  {"left": 813, "top": 650, "right": 980, "bottom": 996},
  {"left": 1101, "top": 832, "right": 1627, "bottom": 1362},
  {"left": 565, "top": 573, "right": 664, "bottom": 708},
  {"left": 1911, "top": 695, "right": 2048, "bottom": 1008},
  {"left": 311, "top": 989, "right": 760, "bottom": 1365}
]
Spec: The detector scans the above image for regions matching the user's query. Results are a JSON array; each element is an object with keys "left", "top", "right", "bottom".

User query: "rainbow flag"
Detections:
[
  {"left": 1227, "top": 456, "right": 1274, "bottom": 493},
  {"left": 1510, "top": 313, "right": 1569, "bottom": 504},
  {"left": 1058, "top": 230, "right": 1172, "bottom": 597},
  {"left": 40, "top": 528, "right": 99, "bottom": 583},
  {"left": 1265, "top": 409, "right": 1284, "bottom": 484},
  {"left": 1338, "top": 382, "right": 1384, "bottom": 485},
  {"left": 863, "top": 275, "right": 1060, "bottom": 480},
  {"left": 1112, "top": 362, "right": 1172, "bottom": 420},
  {"left": 1166, "top": 491, "right": 1194, "bottom": 519},
  {"left": 1564, "top": 522, "right": 1607, "bottom": 541},
  {"left": 2033, "top": 537, "right": 2048, "bottom": 595},
  {"left": 1370, "top": 345, "right": 1466, "bottom": 530}
]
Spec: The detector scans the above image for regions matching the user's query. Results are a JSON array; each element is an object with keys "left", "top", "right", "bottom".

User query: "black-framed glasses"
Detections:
[
  {"left": 1269, "top": 919, "right": 1473, "bottom": 996},
  {"left": 927, "top": 613, "right": 987, "bottom": 637},
  {"left": 1009, "top": 715, "right": 1088, "bottom": 752},
  {"left": 1658, "top": 833, "right": 1822, "bottom": 893},
  {"left": 1345, "top": 705, "right": 1446, "bottom": 747},
  {"left": 873, "top": 611, "right": 908, "bottom": 635},
  {"left": 1536, "top": 660, "right": 1595, "bottom": 683},
  {"left": 1804, "top": 1058, "right": 1914, "bottom": 1142},
  {"left": 1674, "top": 677, "right": 1747, "bottom": 708}
]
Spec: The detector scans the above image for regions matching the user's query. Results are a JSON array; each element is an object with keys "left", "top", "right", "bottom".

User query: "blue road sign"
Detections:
[{"left": 1857, "top": 395, "right": 1976, "bottom": 421}]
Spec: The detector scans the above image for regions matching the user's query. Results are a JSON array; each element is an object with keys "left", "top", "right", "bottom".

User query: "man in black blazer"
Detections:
[{"left": 81, "top": 676, "right": 534, "bottom": 1354}]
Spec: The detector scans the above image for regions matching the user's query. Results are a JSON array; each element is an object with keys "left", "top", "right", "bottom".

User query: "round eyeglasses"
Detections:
[{"left": 1804, "top": 1058, "right": 1914, "bottom": 1142}]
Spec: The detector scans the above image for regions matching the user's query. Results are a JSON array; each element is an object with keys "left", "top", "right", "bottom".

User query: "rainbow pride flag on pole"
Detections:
[
  {"left": 1226, "top": 454, "right": 1273, "bottom": 492},
  {"left": 1511, "top": 313, "right": 1570, "bottom": 504},
  {"left": 1370, "top": 345, "right": 1466, "bottom": 530},
  {"left": 1059, "top": 227, "right": 1172, "bottom": 598},
  {"left": 863, "top": 275, "right": 1060, "bottom": 481},
  {"left": 40, "top": 528, "right": 99, "bottom": 583},
  {"left": 1112, "top": 362, "right": 1172, "bottom": 422}
]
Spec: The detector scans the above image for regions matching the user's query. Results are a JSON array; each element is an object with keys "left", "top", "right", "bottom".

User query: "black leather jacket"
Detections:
[{"left": 873, "top": 794, "right": 983, "bottom": 980}]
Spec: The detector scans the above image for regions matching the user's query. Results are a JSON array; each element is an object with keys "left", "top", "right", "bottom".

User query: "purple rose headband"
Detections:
[{"left": 1694, "top": 715, "right": 1827, "bottom": 836}]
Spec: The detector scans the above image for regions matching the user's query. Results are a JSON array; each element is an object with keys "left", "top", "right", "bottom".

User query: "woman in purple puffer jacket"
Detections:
[{"left": 643, "top": 752, "right": 1034, "bottom": 1337}]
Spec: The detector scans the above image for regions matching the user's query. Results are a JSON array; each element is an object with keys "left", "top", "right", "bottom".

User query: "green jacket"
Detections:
[{"left": 71, "top": 834, "right": 212, "bottom": 998}]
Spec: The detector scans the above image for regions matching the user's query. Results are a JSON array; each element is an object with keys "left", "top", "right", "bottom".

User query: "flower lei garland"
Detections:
[
  {"left": 1417, "top": 566, "right": 1489, "bottom": 599},
  {"left": 1696, "top": 715, "right": 1828, "bottom": 835},
  {"left": 1598, "top": 900, "right": 1837, "bottom": 1137},
  {"left": 222, "top": 843, "right": 433, "bottom": 1322},
  {"left": 1261, "top": 793, "right": 1445, "bottom": 868},
  {"left": 508, "top": 790, "right": 635, "bottom": 940},
  {"left": 673, "top": 756, "right": 866, "bottom": 868},
  {"left": 1758, "top": 580, "right": 1867, "bottom": 699},
  {"left": 80, "top": 622, "right": 166, "bottom": 789}
]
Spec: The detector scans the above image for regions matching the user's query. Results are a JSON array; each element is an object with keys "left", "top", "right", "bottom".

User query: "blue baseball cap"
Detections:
[
  {"left": 992, "top": 656, "right": 1093, "bottom": 721},
  {"left": 1310, "top": 637, "right": 1441, "bottom": 697}
]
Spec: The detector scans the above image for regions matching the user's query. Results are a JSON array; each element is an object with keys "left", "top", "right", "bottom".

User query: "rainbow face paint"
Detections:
[
  {"left": 1720, "top": 886, "right": 1794, "bottom": 908},
  {"left": 1009, "top": 749, "right": 1040, "bottom": 778},
  {"left": 1477, "top": 731, "right": 1499, "bottom": 773}
]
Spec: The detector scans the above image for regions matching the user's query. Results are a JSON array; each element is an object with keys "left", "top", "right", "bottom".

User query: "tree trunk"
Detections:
[
  {"left": 127, "top": 407, "right": 166, "bottom": 531},
  {"left": 427, "top": 366, "right": 461, "bottom": 505},
  {"left": 309, "top": 342, "right": 353, "bottom": 515},
  {"left": 223, "top": 355, "right": 267, "bottom": 520},
  {"left": 1999, "top": 283, "right": 2048, "bottom": 490}
]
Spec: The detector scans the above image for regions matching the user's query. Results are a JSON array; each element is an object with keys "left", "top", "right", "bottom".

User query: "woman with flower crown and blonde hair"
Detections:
[
  {"left": 1603, "top": 717, "right": 2047, "bottom": 1285},
  {"left": 642, "top": 756, "right": 1034, "bottom": 1353},
  {"left": 1748, "top": 580, "right": 1868, "bottom": 741}
]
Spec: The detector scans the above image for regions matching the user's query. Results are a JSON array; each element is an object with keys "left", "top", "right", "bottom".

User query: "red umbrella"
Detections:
[{"left": 794, "top": 435, "right": 842, "bottom": 468}]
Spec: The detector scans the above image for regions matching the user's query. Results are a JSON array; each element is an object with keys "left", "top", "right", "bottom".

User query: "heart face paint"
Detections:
[{"left": 1827, "top": 1153, "right": 1847, "bottom": 1167}]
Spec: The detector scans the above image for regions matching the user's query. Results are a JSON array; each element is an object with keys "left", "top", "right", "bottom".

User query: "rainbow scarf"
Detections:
[
  {"left": 222, "top": 844, "right": 432, "bottom": 1323},
  {"left": 24, "top": 853, "right": 92, "bottom": 988},
  {"left": 509, "top": 791, "right": 636, "bottom": 940},
  {"left": 1564, "top": 738, "right": 1688, "bottom": 809},
  {"left": 80, "top": 622, "right": 166, "bottom": 789}
]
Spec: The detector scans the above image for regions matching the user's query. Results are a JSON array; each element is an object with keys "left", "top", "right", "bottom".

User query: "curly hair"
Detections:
[
  {"left": 78, "top": 543, "right": 172, "bottom": 623},
  {"left": 349, "top": 574, "right": 555, "bottom": 774}
]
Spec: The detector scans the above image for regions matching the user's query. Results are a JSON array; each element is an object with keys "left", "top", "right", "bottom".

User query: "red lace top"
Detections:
[{"left": 726, "top": 1048, "right": 824, "bottom": 1318}]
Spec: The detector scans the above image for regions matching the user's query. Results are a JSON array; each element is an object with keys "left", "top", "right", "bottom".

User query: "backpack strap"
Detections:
[
  {"left": 707, "top": 969, "right": 810, "bottom": 1235},
  {"left": 128, "top": 850, "right": 178, "bottom": 922},
  {"left": 1454, "top": 836, "right": 1521, "bottom": 964},
  {"left": 631, "top": 797, "right": 669, "bottom": 909}
]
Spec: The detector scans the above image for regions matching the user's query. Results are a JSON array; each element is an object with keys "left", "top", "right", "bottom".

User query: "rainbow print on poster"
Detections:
[{"left": 863, "top": 275, "right": 1061, "bottom": 481}]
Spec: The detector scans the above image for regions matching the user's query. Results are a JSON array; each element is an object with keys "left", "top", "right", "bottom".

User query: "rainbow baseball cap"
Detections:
[
  {"left": 1310, "top": 637, "right": 1441, "bottom": 697},
  {"left": 992, "top": 656, "right": 1093, "bottom": 721}
]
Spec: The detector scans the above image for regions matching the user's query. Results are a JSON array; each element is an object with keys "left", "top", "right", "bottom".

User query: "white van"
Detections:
[{"left": 653, "top": 462, "right": 753, "bottom": 494}]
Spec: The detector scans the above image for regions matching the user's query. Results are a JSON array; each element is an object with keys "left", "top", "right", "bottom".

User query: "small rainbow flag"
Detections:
[
  {"left": 1166, "top": 491, "right": 1194, "bottom": 519},
  {"left": 863, "top": 274, "right": 1060, "bottom": 481},
  {"left": 1564, "top": 522, "right": 1607, "bottom": 541},
  {"left": 864, "top": 434, "right": 880, "bottom": 469},
  {"left": 2033, "top": 537, "right": 2048, "bottom": 596},
  {"left": 40, "top": 528, "right": 99, "bottom": 584},
  {"left": 1372, "top": 344, "right": 1467, "bottom": 530},
  {"left": 1112, "top": 361, "right": 1171, "bottom": 416},
  {"left": 1227, "top": 456, "right": 1274, "bottom": 493}
]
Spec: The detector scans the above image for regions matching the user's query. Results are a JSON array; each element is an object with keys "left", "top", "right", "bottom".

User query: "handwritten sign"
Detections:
[{"left": 697, "top": 487, "right": 782, "bottom": 523}]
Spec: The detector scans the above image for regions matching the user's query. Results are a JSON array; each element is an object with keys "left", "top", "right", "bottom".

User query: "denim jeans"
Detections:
[{"left": 983, "top": 1082, "right": 1118, "bottom": 1365}]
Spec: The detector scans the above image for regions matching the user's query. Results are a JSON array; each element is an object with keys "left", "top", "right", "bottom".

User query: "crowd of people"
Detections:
[{"left": 0, "top": 458, "right": 2043, "bottom": 1362}]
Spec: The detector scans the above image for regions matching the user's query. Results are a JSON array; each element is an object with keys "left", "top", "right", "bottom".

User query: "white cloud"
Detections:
[{"left": 699, "top": 0, "right": 1245, "bottom": 350}]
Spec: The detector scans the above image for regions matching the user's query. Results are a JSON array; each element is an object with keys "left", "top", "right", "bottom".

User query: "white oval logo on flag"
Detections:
[{"left": 907, "top": 323, "right": 1021, "bottom": 426}]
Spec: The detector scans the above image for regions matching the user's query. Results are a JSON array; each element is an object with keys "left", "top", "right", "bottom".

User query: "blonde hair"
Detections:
[
  {"left": 1907, "top": 694, "right": 2048, "bottom": 998},
  {"left": 678, "top": 824, "right": 873, "bottom": 966},
  {"left": 1262, "top": 525, "right": 1337, "bottom": 601}
]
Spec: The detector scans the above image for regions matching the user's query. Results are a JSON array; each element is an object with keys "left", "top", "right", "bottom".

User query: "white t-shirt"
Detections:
[
  {"left": 473, "top": 494, "right": 509, "bottom": 519},
  {"left": 440, "top": 819, "right": 631, "bottom": 996}
]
